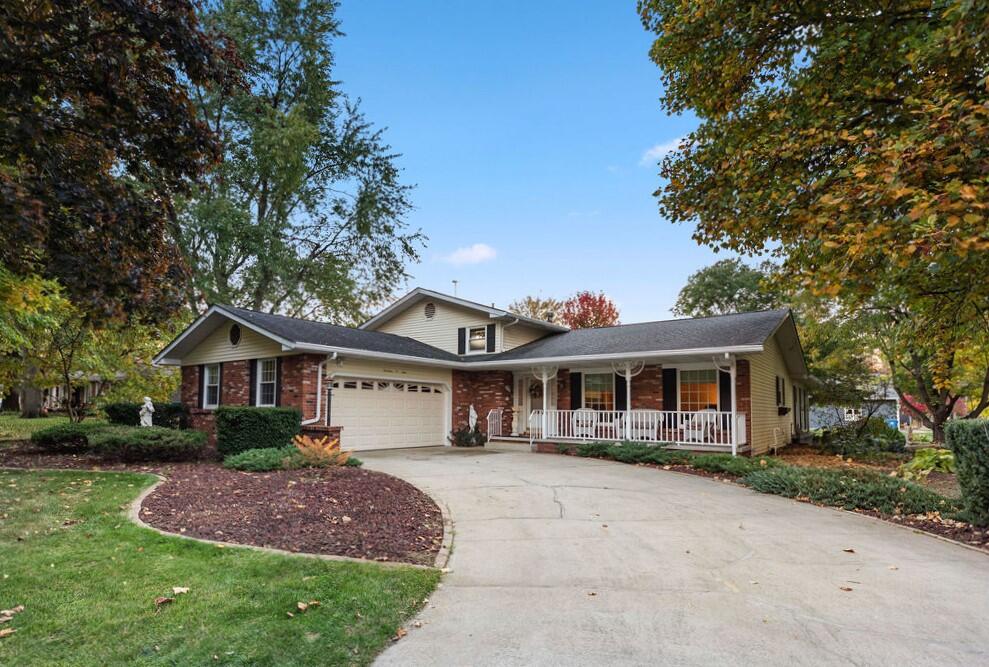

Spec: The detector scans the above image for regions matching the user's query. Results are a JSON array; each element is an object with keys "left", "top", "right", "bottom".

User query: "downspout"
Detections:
[{"left": 301, "top": 354, "right": 334, "bottom": 426}]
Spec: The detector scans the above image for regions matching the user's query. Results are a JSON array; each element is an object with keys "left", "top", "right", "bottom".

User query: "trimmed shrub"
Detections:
[
  {"left": 741, "top": 466, "right": 957, "bottom": 516},
  {"left": 820, "top": 417, "right": 906, "bottom": 456},
  {"left": 224, "top": 446, "right": 301, "bottom": 472},
  {"left": 449, "top": 425, "right": 486, "bottom": 447},
  {"left": 946, "top": 420, "right": 989, "bottom": 526},
  {"left": 690, "top": 453, "right": 782, "bottom": 476},
  {"left": 104, "top": 402, "right": 188, "bottom": 429},
  {"left": 30, "top": 422, "right": 105, "bottom": 453},
  {"left": 574, "top": 441, "right": 613, "bottom": 458},
  {"left": 215, "top": 407, "right": 301, "bottom": 456},
  {"left": 88, "top": 426, "right": 206, "bottom": 462}
]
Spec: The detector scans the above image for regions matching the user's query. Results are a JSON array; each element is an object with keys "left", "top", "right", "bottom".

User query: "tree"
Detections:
[
  {"left": 508, "top": 296, "right": 564, "bottom": 323},
  {"left": 175, "top": 0, "right": 422, "bottom": 324},
  {"left": 0, "top": 0, "right": 236, "bottom": 323},
  {"left": 673, "top": 259, "right": 780, "bottom": 318},
  {"left": 638, "top": 0, "right": 989, "bottom": 390},
  {"left": 560, "top": 292, "right": 620, "bottom": 329}
]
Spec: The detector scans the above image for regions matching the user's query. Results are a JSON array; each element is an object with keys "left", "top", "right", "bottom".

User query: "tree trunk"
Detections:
[{"left": 18, "top": 362, "right": 43, "bottom": 418}]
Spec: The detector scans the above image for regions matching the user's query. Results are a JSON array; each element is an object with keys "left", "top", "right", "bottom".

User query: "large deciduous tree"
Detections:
[
  {"left": 639, "top": 0, "right": 989, "bottom": 434},
  {"left": 0, "top": 0, "right": 235, "bottom": 322},
  {"left": 508, "top": 296, "right": 564, "bottom": 323},
  {"left": 560, "top": 292, "right": 620, "bottom": 329},
  {"left": 176, "top": 0, "right": 422, "bottom": 324},
  {"left": 672, "top": 258, "right": 780, "bottom": 318},
  {"left": 638, "top": 1, "right": 989, "bottom": 317}
]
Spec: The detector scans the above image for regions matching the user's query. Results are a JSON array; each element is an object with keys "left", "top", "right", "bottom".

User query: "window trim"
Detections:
[
  {"left": 255, "top": 357, "right": 277, "bottom": 407},
  {"left": 677, "top": 367, "right": 721, "bottom": 412},
  {"left": 203, "top": 363, "right": 221, "bottom": 409},
  {"left": 582, "top": 372, "right": 616, "bottom": 411},
  {"left": 465, "top": 326, "right": 488, "bottom": 355}
]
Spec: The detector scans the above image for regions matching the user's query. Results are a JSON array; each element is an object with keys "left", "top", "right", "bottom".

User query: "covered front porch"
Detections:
[{"left": 485, "top": 357, "right": 751, "bottom": 455}]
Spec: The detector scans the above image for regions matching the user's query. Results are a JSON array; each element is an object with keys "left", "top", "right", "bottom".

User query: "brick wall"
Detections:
[
  {"left": 280, "top": 354, "right": 324, "bottom": 420},
  {"left": 631, "top": 365, "right": 663, "bottom": 409},
  {"left": 452, "top": 370, "right": 514, "bottom": 436},
  {"left": 221, "top": 360, "right": 250, "bottom": 406},
  {"left": 556, "top": 369, "right": 571, "bottom": 410},
  {"left": 736, "top": 359, "right": 752, "bottom": 447},
  {"left": 180, "top": 365, "right": 200, "bottom": 410}
]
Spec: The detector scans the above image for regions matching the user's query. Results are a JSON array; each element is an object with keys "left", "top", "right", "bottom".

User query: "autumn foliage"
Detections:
[
  {"left": 293, "top": 434, "right": 353, "bottom": 467},
  {"left": 560, "top": 292, "right": 620, "bottom": 329}
]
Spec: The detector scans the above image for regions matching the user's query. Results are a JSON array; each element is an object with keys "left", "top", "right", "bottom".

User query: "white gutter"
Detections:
[{"left": 301, "top": 354, "right": 332, "bottom": 426}]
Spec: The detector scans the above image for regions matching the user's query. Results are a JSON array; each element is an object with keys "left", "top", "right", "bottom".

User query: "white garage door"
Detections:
[{"left": 329, "top": 378, "right": 447, "bottom": 451}]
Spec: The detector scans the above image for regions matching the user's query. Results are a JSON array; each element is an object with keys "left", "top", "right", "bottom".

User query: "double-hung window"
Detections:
[
  {"left": 583, "top": 373, "right": 615, "bottom": 411},
  {"left": 679, "top": 369, "right": 719, "bottom": 412},
  {"left": 204, "top": 364, "right": 220, "bottom": 409},
  {"left": 467, "top": 326, "right": 487, "bottom": 353},
  {"left": 257, "top": 358, "right": 277, "bottom": 407}
]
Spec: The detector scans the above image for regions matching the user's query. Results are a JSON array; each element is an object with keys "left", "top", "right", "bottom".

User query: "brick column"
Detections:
[{"left": 280, "top": 354, "right": 324, "bottom": 421}]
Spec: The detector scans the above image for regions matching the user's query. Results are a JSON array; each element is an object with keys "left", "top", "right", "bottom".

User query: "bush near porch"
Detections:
[
  {"left": 214, "top": 406, "right": 301, "bottom": 456},
  {"left": 103, "top": 401, "right": 188, "bottom": 429},
  {"left": 30, "top": 423, "right": 206, "bottom": 461},
  {"left": 946, "top": 420, "right": 989, "bottom": 526}
]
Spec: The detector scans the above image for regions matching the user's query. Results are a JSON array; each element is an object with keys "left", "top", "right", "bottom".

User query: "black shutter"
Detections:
[
  {"left": 775, "top": 376, "right": 782, "bottom": 406},
  {"left": 486, "top": 323, "right": 496, "bottom": 353},
  {"left": 198, "top": 364, "right": 205, "bottom": 409},
  {"left": 614, "top": 373, "right": 627, "bottom": 411},
  {"left": 249, "top": 360, "right": 257, "bottom": 407},
  {"left": 217, "top": 363, "right": 223, "bottom": 406},
  {"left": 570, "top": 372, "right": 582, "bottom": 408},
  {"left": 662, "top": 368, "right": 678, "bottom": 411},
  {"left": 275, "top": 357, "right": 283, "bottom": 407},
  {"left": 457, "top": 327, "right": 466, "bottom": 355},
  {"left": 719, "top": 370, "right": 731, "bottom": 412}
]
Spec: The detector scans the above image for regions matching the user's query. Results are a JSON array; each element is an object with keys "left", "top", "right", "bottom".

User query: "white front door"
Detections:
[
  {"left": 329, "top": 378, "right": 447, "bottom": 450},
  {"left": 513, "top": 373, "right": 557, "bottom": 434}
]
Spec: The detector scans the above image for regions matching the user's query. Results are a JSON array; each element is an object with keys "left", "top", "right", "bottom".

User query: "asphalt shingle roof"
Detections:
[
  {"left": 222, "top": 305, "right": 789, "bottom": 364},
  {"left": 219, "top": 305, "right": 462, "bottom": 362}
]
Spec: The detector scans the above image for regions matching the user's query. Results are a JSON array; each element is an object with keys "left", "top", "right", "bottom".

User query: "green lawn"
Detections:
[
  {"left": 0, "top": 413, "right": 73, "bottom": 442},
  {"left": 0, "top": 469, "right": 439, "bottom": 666}
]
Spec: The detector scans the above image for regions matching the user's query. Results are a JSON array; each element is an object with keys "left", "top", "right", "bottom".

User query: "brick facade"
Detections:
[
  {"left": 280, "top": 354, "right": 324, "bottom": 421},
  {"left": 556, "top": 369, "right": 571, "bottom": 410},
  {"left": 452, "top": 370, "right": 514, "bottom": 436},
  {"left": 220, "top": 360, "right": 250, "bottom": 406},
  {"left": 181, "top": 365, "right": 200, "bottom": 410},
  {"left": 632, "top": 365, "right": 663, "bottom": 409}
]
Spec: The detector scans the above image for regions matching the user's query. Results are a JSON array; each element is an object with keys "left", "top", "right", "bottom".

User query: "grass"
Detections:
[
  {"left": 0, "top": 469, "right": 439, "bottom": 666},
  {"left": 0, "top": 413, "right": 73, "bottom": 442}
]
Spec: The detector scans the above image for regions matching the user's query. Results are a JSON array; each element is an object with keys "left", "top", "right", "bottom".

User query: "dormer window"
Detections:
[{"left": 468, "top": 326, "right": 487, "bottom": 353}]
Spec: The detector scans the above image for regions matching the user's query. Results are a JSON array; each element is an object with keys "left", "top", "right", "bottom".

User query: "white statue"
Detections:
[
  {"left": 468, "top": 404, "right": 478, "bottom": 430},
  {"left": 139, "top": 396, "right": 155, "bottom": 428}
]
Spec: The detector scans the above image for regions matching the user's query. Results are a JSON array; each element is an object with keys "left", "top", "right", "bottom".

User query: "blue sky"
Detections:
[{"left": 335, "top": 1, "right": 729, "bottom": 323}]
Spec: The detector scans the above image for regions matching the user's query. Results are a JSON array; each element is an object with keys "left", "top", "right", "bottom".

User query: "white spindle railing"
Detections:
[
  {"left": 528, "top": 409, "right": 744, "bottom": 451},
  {"left": 487, "top": 408, "right": 503, "bottom": 438}
]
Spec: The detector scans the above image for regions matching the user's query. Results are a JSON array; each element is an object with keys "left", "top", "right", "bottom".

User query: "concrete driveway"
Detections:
[{"left": 362, "top": 446, "right": 989, "bottom": 666}]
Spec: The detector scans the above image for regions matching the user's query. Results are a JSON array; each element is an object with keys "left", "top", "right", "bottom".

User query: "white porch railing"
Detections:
[
  {"left": 528, "top": 409, "right": 747, "bottom": 453},
  {"left": 487, "top": 408, "right": 503, "bottom": 438}
]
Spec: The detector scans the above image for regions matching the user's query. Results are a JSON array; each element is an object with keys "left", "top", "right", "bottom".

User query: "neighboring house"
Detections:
[
  {"left": 809, "top": 384, "right": 901, "bottom": 431},
  {"left": 154, "top": 288, "right": 810, "bottom": 456}
]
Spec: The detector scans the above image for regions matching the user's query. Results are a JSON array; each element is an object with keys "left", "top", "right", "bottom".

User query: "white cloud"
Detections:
[
  {"left": 443, "top": 243, "right": 497, "bottom": 266},
  {"left": 639, "top": 136, "right": 685, "bottom": 166}
]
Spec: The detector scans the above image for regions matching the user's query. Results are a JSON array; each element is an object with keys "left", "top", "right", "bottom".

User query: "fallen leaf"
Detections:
[
  {"left": 839, "top": 586, "right": 853, "bottom": 592},
  {"left": 297, "top": 602, "right": 308, "bottom": 612},
  {"left": 154, "top": 596, "right": 174, "bottom": 608},
  {"left": 0, "top": 628, "right": 16, "bottom": 638},
  {"left": 842, "top": 548, "right": 855, "bottom": 553},
  {"left": 308, "top": 600, "right": 320, "bottom": 607},
  {"left": 0, "top": 606, "right": 23, "bottom": 617},
  {"left": 172, "top": 587, "right": 190, "bottom": 595},
  {"left": 286, "top": 612, "right": 294, "bottom": 618},
  {"left": 587, "top": 591, "right": 597, "bottom": 596},
  {"left": 413, "top": 620, "right": 422, "bottom": 628},
  {"left": 888, "top": 565, "right": 899, "bottom": 571},
  {"left": 392, "top": 627, "right": 408, "bottom": 641}
]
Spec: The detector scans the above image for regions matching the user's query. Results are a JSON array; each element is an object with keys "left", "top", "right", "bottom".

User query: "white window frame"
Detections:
[
  {"left": 204, "top": 363, "right": 220, "bottom": 409},
  {"left": 582, "top": 372, "right": 616, "bottom": 411},
  {"left": 677, "top": 368, "right": 721, "bottom": 412},
  {"left": 256, "top": 358, "right": 277, "bottom": 407},
  {"left": 466, "top": 326, "right": 488, "bottom": 354}
]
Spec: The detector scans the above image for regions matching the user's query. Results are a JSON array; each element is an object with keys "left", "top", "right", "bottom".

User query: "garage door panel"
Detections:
[{"left": 330, "top": 379, "right": 446, "bottom": 451}]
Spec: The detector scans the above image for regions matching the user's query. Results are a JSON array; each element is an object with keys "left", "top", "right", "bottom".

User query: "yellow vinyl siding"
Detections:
[
  {"left": 182, "top": 322, "right": 285, "bottom": 366},
  {"left": 373, "top": 301, "right": 493, "bottom": 354},
  {"left": 742, "top": 334, "right": 796, "bottom": 455},
  {"left": 327, "top": 357, "right": 453, "bottom": 386},
  {"left": 502, "top": 323, "right": 549, "bottom": 351}
]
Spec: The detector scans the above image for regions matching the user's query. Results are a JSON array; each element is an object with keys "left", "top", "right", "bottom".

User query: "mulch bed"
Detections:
[{"left": 0, "top": 442, "right": 444, "bottom": 566}]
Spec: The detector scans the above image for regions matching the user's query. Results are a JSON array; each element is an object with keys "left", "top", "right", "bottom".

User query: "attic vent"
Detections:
[
  {"left": 424, "top": 302, "right": 436, "bottom": 319},
  {"left": 229, "top": 324, "right": 241, "bottom": 346}
]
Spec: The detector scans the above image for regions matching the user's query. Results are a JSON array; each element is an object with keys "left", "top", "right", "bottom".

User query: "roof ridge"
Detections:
[{"left": 565, "top": 308, "right": 790, "bottom": 332}]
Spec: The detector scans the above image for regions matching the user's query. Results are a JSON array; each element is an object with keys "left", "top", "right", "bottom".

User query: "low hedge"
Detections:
[
  {"left": 946, "top": 420, "right": 989, "bottom": 526},
  {"left": 223, "top": 445, "right": 363, "bottom": 472},
  {"left": 88, "top": 426, "right": 206, "bottom": 462},
  {"left": 741, "top": 466, "right": 956, "bottom": 516},
  {"left": 30, "top": 422, "right": 106, "bottom": 453},
  {"left": 103, "top": 401, "right": 188, "bottom": 429},
  {"left": 214, "top": 406, "right": 301, "bottom": 456},
  {"left": 819, "top": 417, "right": 906, "bottom": 456},
  {"left": 571, "top": 441, "right": 779, "bottom": 475}
]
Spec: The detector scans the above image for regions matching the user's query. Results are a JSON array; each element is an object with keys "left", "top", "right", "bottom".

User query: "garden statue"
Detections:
[
  {"left": 139, "top": 397, "right": 155, "bottom": 428},
  {"left": 468, "top": 404, "right": 478, "bottom": 430}
]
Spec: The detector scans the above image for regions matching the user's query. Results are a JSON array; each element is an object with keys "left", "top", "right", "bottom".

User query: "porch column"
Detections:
[
  {"left": 625, "top": 363, "right": 633, "bottom": 440},
  {"left": 730, "top": 356, "right": 738, "bottom": 456}
]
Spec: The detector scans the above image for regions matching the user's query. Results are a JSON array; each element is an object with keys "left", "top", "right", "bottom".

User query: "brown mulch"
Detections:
[{"left": 1, "top": 442, "right": 444, "bottom": 566}]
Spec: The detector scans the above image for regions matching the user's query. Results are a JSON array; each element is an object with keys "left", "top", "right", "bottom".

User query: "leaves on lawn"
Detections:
[
  {"left": 154, "top": 596, "right": 174, "bottom": 608},
  {"left": 172, "top": 587, "right": 190, "bottom": 595},
  {"left": 0, "top": 628, "right": 16, "bottom": 638},
  {"left": 392, "top": 627, "right": 407, "bottom": 641}
]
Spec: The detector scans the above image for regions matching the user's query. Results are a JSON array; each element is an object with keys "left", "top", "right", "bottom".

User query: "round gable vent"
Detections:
[
  {"left": 424, "top": 302, "right": 436, "bottom": 319},
  {"left": 229, "top": 323, "right": 241, "bottom": 346}
]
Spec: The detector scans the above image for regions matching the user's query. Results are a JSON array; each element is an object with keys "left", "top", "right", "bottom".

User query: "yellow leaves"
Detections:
[
  {"left": 959, "top": 185, "right": 978, "bottom": 201},
  {"left": 292, "top": 435, "right": 352, "bottom": 467}
]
